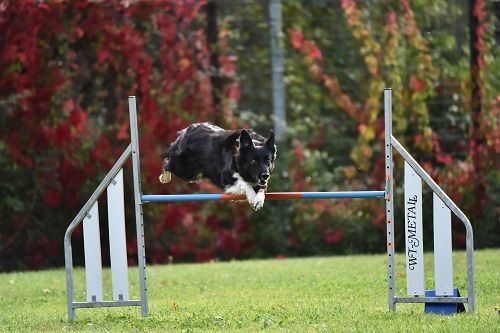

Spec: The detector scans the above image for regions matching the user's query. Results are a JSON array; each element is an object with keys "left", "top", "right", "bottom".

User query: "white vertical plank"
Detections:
[
  {"left": 404, "top": 161, "right": 425, "bottom": 296},
  {"left": 433, "top": 193, "right": 454, "bottom": 296},
  {"left": 107, "top": 168, "right": 130, "bottom": 301},
  {"left": 83, "top": 201, "right": 103, "bottom": 302}
]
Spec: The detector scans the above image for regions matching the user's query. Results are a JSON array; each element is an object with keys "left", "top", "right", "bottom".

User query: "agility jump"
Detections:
[{"left": 64, "top": 89, "right": 475, "bottom": 320}]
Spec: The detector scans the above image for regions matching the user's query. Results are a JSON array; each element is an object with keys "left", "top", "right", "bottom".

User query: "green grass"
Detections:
[{"left": 0, "top": 249, "right": 499, "bottom": 332}]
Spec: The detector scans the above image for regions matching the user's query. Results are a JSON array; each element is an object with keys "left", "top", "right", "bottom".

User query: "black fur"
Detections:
[{"left": 162, "top": 123, "right": 277, "bottom": 209}]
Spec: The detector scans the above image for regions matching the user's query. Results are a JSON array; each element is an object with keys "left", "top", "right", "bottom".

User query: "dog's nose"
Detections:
[{"left": 260, "top": 173, "right": 270, "bottom": 180}]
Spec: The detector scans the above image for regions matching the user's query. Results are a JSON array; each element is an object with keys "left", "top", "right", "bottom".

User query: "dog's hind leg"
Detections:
[
  {"left": 161, "top": 149, "right": 204, "bottom": 183},
  {"left": 159, "top": 127, "right": 189, "bottom": 184}
]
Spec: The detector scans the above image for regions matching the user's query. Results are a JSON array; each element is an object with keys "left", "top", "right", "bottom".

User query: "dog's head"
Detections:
[{"left": 234, "top": 129, "right": 276, "bottom": 188}]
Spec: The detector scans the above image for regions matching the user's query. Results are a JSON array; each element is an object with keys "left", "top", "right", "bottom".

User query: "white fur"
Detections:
[
  {"left": 188, "top": 173, "right": 203, "bottom": 183},
  {"left": 200, "top": 122, "right": 224, "bottom": 132},
  {"left": 253, "top": 190, "right": 265, "bottom": 210},
  {"left": 224, "top": 173, "right": 265, "bottom": 210},
  {"left": 224, "top": 173, "right": 255, "bottom": 198},
  {"left": 175, "top": 128, "right": 187, "bottom": 143}
]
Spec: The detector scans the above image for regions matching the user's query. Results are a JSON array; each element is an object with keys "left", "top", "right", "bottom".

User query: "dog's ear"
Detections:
[
  {"left": 225, "top": 130, "right": 241, "bottom": 151},
  {"left": 266, "top": 130, "right": 276, "bottom": 152},
  {"left": 240, "top": 129, "right": 254, "bottom": 150}
]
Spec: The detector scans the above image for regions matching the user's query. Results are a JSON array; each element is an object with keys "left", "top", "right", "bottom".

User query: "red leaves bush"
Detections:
[
  {"left": 0, "top": 0, "right": 241, "bottom": 271},
  {"left": 287, "top": 0, "right": 499, "bottom": 252}
]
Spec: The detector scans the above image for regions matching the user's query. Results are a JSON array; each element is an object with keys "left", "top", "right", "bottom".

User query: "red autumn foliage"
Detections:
[
  {"left": 0, "top": 0, "right": 242, "bottom": 271},
  {"left": 288, "top": 0, "right": 498, "bottom": 252},
  {"left": 324, "top": 228, "right": 344, "bottom": 246},
  {"left": 409, "top": 75, "right": 427, "bottom": 92}
]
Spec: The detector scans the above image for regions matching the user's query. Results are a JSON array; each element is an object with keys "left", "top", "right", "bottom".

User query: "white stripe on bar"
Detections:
[
  {"left": 404, "top": 161, "right": 425, "bottom": 296},
  {"left": 433, "top": 193, "right": 454, "bottom": 296},
  {"left": 83, "top": 202, "right": 103, "bottom": 302},
  {"left": 107, "top": 168, "right": 130, "bottom": 301}
]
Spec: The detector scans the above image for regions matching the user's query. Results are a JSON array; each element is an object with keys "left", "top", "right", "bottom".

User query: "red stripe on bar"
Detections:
[
  {"left": 220, "top": 192, "right": 303, "bottom": 201},
  {"left": 220, "top": 194, "right": 246, "bottom": 201}
]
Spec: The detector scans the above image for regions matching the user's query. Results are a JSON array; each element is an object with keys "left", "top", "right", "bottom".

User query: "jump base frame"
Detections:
[{"left": 64, "top": 88, "right": 475, "bottom": 320}]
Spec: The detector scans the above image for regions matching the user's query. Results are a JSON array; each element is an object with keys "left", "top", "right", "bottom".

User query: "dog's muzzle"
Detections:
[{"left": 258, "top": 173, "right": 270, "bottom": 186}]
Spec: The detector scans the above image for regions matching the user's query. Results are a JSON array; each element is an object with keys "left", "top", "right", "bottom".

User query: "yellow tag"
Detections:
[{"left": 159, "top": 171, "right": 172, "bottom": 184}]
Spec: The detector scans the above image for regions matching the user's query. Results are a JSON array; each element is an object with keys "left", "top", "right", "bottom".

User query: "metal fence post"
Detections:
[{"left": 269, "top": 0, "right": 286, "bottom": 141}]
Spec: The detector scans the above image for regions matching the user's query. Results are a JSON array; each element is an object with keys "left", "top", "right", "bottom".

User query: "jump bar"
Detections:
[{"left": 141, "top": 191, "right": 385, "bottom": 203}]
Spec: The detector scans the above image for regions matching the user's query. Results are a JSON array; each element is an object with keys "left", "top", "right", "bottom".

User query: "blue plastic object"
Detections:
[{"left": 424, "top": 288, "right": 465, "bottom": 314}]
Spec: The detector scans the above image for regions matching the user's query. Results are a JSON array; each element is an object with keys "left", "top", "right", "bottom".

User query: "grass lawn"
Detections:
[{"left": 0, "top": 249, "right": 499, "bottom": 332}]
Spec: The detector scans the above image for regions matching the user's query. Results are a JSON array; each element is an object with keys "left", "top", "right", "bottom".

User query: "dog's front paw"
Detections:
[{"left": 252, "top": 191, "right": 265, "bottom": 210}]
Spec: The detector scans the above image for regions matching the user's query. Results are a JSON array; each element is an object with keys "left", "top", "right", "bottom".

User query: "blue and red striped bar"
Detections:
[{"left": 141, "top": 191, "right": 385, "bottom": 203}]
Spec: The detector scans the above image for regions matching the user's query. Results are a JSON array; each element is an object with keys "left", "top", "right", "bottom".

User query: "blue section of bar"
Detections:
[
  {"left": 141, "top": 191, "right": 385, "bottom": 203},
  {"left": 142, "top": 194, "right": 223, "bottom": 202}
]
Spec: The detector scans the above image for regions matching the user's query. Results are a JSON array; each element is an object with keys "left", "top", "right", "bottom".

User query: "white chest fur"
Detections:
[
  {"left": 224, "top": 173, "right": 265, "bottom": 210},
  {"left": 224, "top": 173, "right": 255, "bottom": 196}
]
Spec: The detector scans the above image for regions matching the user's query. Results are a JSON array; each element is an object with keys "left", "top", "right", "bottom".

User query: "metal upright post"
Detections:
[
  {"left": 384, "top": 88, "right": 396, "bottom": 311},
  {"left": 466, "top": 224, "right": 475, "bottom": 312},
  {"left": 64, "top": 238, "right": 76, "bottom": 320},
  {"left": 128, "top": 96, "right": 149, "bottom": 317}
]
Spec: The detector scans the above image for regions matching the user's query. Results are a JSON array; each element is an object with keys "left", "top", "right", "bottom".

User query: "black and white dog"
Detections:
[{"left": 159, "top": 123, "right": 277, "bottom": 210}]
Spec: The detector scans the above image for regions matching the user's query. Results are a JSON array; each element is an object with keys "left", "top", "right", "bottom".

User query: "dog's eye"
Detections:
[{"left": 265, "top": 160, "right": 271, "bottom": 166}]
